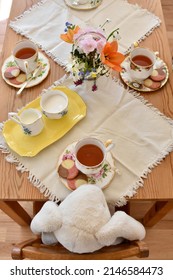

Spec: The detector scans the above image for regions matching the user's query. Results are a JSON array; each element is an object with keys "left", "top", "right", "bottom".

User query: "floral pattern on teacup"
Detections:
[
  {"left": 22, "top": 126, "right": 32, "bottom": 135},
  {"left": 88, "top": 163, "right": 111, "bottom": 184},
  {"left": 130, "top": 62, "right": 151, "bottom": 72}
]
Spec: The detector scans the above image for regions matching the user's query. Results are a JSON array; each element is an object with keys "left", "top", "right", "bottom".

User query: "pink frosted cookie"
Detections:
[
  {"left": 144, "top": 78, "right": 161, "bottom": 90},
  {"left": 150, "top": 67, "right": 166, "bottom": 82},
  {"left": 4, "top": 66, "right": 20, "bottom": 79},
  {"left": 10, "top": 73, "right": 27, "bottom": 85}
]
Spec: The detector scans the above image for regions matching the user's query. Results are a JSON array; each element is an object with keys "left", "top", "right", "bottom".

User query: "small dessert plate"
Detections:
[
  {"left": 64, "top": 0, "right": 102, "bottom": 10},
  {"left": 57, "top": 141, "right": 116, "bottom": 191},
  {"left": 1, "top": 52, "right": 50, "bottom": 88},
  {"left": 120, "top": 55, "right": 169, "bottom": 92}
]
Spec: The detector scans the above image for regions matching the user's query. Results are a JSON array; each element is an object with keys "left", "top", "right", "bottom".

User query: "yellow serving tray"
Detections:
[{"left": 3, "top": 86, "right": 86, "bottom": 157}]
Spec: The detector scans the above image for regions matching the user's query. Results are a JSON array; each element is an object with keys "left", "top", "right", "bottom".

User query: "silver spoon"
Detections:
[{"left": 16, "top": 65, "right": 42, "bottom": 96}]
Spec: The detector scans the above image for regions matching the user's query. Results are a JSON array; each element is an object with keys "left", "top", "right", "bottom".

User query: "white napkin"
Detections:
[
  {"left": 1, "top": 75, "right": 173, "bottom": 206},
  {"left": 9, "top": 0, "right": 161, "bottom": 68}
]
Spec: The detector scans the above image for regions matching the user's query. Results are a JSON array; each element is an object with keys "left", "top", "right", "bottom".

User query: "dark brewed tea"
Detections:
[
  {"left": 132, "top": 55, "right": 152, "bottom": 67},
  {"left": 77, "top": 144, "right": 104, "bottom": 167},
  {"left": 15, "top": 48, "right": 36, "bottom": 59}
]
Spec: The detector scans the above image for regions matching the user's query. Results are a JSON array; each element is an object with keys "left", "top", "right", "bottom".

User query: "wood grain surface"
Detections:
[
  {"left": 0, "top": 0, "right": 173, "bottom": 260},
  {"left": 1, "top": 0, "right": 173, "bottom": 201}
]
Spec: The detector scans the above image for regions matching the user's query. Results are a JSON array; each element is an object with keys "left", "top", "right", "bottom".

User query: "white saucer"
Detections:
[
  {"left": 64, "top": 0, "right": 102, "bottom": 10},
  {"left": 120, "top": 55, "right": 169, "bottom": 92},
  {"left": 1, "top": 52, "right": 50, "bottom": 89},
  {"left": 57, "top": 141, "right": 116, "bottom": 191}
]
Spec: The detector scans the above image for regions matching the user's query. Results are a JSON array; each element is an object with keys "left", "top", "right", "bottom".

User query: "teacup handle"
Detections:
[
  {"left": 8, "top": 112, "right": 21, "bottom": 125},
  {"left": 24, "top": 61, "right": 29, "bottom": 76},
  {"left": 105, "top": 139, "right": 115, "bottom": 152}
]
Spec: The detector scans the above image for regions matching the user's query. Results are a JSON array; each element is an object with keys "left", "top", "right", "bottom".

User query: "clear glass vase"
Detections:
[{"left": 72, "top": 29, "right": 107, "bottom": 81}]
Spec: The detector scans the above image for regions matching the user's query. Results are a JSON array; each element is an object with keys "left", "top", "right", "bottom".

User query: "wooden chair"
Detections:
[{"left": 11, "top": 237, "right": 149, "bottom": 260}]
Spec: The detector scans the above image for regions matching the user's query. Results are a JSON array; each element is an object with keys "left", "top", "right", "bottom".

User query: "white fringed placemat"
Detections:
[
  {"left": 9, "top": 0, "right": 161, "bottom": 68},
  {"left": 1, "top": 75, "right": 173, "bottom": 207}
]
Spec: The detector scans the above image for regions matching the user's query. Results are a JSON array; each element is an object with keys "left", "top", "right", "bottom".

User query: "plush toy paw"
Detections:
[{"left": 30, "top": 201, "right": 62, "bottom": 234}]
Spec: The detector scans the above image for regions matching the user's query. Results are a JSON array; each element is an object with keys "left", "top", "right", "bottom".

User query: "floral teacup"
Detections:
[
  {"left": 13, "top": 40, "right": 38, "bottom": 74},
  {"left": 129, "top": 47, "right": 156, "bottom": 81},
  {"left": 74, "top": 137, "right": 114, "bottom": 175}
]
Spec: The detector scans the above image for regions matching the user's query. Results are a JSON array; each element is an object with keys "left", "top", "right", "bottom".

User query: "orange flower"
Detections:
[
  {"left": 101, "top": 41, "right": 125, "bottom": 72},
  {"left": 60, "top": 26, "right": 80, "bottom": 44}
]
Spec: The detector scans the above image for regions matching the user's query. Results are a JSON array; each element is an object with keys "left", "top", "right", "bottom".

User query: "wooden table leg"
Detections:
[
  {"left": 33, "top": 201, "right": 45, "bottom": 215},
  {"left": 115, "top": 202, "right": 130, "bottom": 215},
  {"left": 0, "top": 201, "right": 32, "bottom": 226},
  {"left": 142, "top": 201, "right": 173, "bottom": 227}
]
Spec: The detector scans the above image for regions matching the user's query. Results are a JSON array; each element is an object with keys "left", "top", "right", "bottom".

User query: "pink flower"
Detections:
[
  {"left": 78, "top": 37, "right": 97, "bottom": 54},
  {"left": 96, "top": 38, "right": 106, "bottom": 52},
  {"left": 74, "top": 27, "right": 105, "bottom": 41}
]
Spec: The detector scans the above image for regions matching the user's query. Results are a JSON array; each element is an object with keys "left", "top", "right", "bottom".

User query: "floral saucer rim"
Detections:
[
  {"left": 57, "top": 141, "right": 116, "bottom": 191},
  {"left": 64, "top": 0, "right": 102, "bottom": 10},
  {"left": 1, "top": 52, "right": 50, "bottom": 89},
  {"left": 120, "top": 55, "right": 169, "bottom": 92}
]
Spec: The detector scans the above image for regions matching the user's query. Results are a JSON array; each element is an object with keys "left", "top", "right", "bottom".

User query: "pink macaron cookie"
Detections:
[
  {"left": 150, "top": 67, "right": 166, "bottom": 82},
  {"left": 4, "top": 66, "right": 20, "bottom": 79}
]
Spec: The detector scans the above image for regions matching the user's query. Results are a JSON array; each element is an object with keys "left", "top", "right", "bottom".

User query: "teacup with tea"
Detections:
[
  {"left": 13, "top": 40, "right": 38, "bottom": 74},
  {"left": 74, "top": 137, "right": 115, "bottom": 175},
  {"left": 8, "top": 108, "right": 44, "bottom": 136},
  {"left": 129, "top": 47, "right": 156, "bottom": 81}
]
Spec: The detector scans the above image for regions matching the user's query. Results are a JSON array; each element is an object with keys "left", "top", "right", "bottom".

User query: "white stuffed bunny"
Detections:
[{"left": 31, "top": 184, "right": 146, "bottom": 254}]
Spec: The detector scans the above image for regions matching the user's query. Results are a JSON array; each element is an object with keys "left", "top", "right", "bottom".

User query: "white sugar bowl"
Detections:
[{"left": 40, "top": 90, "right": 68, "bottom": 119}]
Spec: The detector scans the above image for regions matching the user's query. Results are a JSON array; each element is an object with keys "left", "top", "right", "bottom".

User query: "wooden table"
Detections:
[{"left": 0, "top": 0, "right": 173, "bottom": 227}]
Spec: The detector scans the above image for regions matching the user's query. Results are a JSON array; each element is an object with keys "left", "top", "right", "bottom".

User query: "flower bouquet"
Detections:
[{"left": 60, "top": 21, "right": 125, "bottom": 91}]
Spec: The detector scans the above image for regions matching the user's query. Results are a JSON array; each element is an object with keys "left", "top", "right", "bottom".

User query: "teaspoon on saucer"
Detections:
[{"left": 16, "top": 65, "right": 42, "bottom": 96}]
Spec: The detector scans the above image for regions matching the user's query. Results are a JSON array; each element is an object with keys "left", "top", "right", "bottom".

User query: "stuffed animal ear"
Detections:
[
  {"left": 30, "top": 201, "right": 62, "bottom": 234},
  {"left": 96, "top": 211, "right": 146, "bottom": 246}
]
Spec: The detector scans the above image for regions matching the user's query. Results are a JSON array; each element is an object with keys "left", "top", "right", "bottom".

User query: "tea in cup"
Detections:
[
  {"left": 8, "top": 108, "right": 44, "bottom": 136},
  {"left": 13, "top": 40, "right": 38, "bottom": 74},
  {"left": 40, "top": 90, "right": 68, "bottom": 119},
  {"left": 129, "top": 47, "right": 156, "bottom": 81},
  {"left": 74, "top": 137, "right": 115, "bottom": 175}
]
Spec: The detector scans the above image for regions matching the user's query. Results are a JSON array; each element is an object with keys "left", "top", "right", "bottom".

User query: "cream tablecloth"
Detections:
[
  {"left": 9, "top": 0, "right": 161, "bottom": 68},
  {"left": 1, "top": 75, "right": 173, "bottom": 207}
]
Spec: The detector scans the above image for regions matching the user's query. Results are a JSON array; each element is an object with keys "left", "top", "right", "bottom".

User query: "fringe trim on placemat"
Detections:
[
  {"left": 10, "top": 0, "right": 47, "bottom": 22},
  {"left": 108, "top": 78, "right": 173, "bottom": 207},
  {"left": 1, "top": 75, "right": 173, "bottom": 207},
  {"left": 0, "top": 123, "right": 61, "bottom": 203},
  {"left": 42, "top": 75, "right": 173, "bottom": 207},
  {"left": 9, "top": 0, "right": 161, "bottom": 60}
]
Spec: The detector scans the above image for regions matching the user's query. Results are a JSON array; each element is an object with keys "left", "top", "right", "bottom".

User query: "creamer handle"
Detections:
[{"left": 8, "top": 112, "right": 21, "bottom": 125}]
